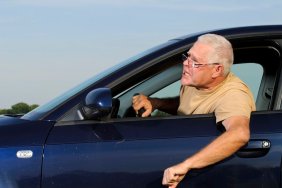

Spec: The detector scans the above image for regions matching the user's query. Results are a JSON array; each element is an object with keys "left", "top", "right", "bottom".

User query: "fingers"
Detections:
[
  {"left": 132, "top": 94, "right": 152, "bottom": 117},
  {"left": 162, "top": 167, "right": 185, "bottom": 188},
  {"left": 142, "top": 109, "right": 151, "bottom": 117},
  {"left": 163, "top": 169, "right": 179, "bottom": 188}
]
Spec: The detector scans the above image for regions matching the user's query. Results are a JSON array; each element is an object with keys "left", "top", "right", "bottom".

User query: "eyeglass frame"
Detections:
[{"left": 182, "top": 53, "right": 220, "bottom": 68}]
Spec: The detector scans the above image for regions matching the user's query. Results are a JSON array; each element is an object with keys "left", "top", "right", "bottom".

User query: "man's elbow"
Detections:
[
  {"left": 237, "top": 127, "right": 250, "bottom": 146},
  {"left": 224, "top": 116, "right": 251, "bottom": 146}
]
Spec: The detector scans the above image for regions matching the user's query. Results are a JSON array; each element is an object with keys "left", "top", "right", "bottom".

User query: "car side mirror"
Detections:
[{"left": 79, "top": 88, "right": 112, "bottom": 120}]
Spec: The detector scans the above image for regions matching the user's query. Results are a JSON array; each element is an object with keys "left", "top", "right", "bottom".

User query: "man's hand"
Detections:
[
  {"left": 162, "top": 162, "right": 189, "bottom": 188},
  {"left": 132, "top": 94, "right": 153, "bottom": 117}
]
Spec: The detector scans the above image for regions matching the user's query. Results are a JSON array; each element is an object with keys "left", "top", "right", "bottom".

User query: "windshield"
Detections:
[{"left": 22, "top": 39, "right": 178, "bottom": 121}]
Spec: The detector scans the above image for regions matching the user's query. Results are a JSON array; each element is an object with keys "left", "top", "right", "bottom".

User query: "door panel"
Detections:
[{"left": 42, "top": 112, "right": 282, "bottom": 188}]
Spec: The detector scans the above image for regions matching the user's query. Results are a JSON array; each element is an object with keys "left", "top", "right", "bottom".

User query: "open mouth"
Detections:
[{"left": 183, "top": 71, "right": 190, "bottom": 76}]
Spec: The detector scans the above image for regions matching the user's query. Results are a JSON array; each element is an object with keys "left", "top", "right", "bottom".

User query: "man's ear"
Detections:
[{"left": 212, "top": 65, "right": 224, "bottom": 78}]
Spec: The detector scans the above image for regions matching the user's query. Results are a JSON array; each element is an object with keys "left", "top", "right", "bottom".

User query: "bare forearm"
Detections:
[
  {"left": 184, "top": 117, "right": 250, "bottom": 170},
  {"left": 184, "top": 129, "right": 248, "bottom": 169},
  {"left": 148, "top": 96, "right": 179, "bottom": 115}
]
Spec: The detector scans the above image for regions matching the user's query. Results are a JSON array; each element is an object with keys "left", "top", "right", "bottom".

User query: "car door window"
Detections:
[
  {"left": 231, "top": 63, "right": 263, "bottom": 101},
  {"left": 150, "top": 80, "right": 181, "bottom": 99}
]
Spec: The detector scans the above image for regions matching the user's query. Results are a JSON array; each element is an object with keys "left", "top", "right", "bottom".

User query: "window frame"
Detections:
[{"left": 115, "top": 39, "right": 282, "bottom": 119}]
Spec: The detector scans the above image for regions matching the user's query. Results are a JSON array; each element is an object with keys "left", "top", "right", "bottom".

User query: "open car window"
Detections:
[{"left": 115, "top": 42, "right": 280, "bottom": 118}]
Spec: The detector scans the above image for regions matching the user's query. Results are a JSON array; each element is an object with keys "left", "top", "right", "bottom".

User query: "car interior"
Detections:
[{"left": 112, "top": 38, "right": 282, "bottom": 119}]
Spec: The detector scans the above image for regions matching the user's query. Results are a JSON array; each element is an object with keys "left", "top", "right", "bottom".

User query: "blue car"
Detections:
[{"left": 1, "top": 25, "right": 282, "bottom": 188}]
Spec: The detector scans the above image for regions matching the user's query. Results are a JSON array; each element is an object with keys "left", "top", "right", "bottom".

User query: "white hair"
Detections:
[{"left": 197, "top": 34, "right": 234, "bottom": 76}]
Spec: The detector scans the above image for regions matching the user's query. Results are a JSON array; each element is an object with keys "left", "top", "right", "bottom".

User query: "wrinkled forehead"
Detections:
[{"left": 189, "top": 41, "right": 215, "bottom": 62}]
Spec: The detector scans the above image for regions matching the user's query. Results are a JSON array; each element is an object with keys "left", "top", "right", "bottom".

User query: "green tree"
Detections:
[
  {"left": 11, "top": 102, "right": 30, "bottom": 114},
  {"left": 0, "top": 102, "right": 39, "bottom": 115},
  {"left": 0, "top": 109, "right": 8, "bottom": 114}
]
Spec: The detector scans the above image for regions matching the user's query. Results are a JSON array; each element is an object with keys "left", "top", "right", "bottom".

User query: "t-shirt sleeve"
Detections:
[{"left": 214, "top": 90, "right": 254, "bottom": 123}]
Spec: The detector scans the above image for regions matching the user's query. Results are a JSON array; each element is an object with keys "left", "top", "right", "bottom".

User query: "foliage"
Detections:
[{"left": 0, "top": 102, "right": 39, "bottom": 115}]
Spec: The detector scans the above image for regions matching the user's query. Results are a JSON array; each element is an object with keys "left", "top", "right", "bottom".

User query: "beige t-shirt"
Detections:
[{"left": 177, "top": 73, "right": 256, "bottom": 123}]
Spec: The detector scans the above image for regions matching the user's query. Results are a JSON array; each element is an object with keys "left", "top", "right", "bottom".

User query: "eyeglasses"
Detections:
[{"left": 182, "top": 54, "right": 220, "bottom": 68}]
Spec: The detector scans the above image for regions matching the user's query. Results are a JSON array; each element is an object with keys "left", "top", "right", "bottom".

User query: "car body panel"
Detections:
[{"left": 0, "top": 116, "right": 54, "bottom": 188}]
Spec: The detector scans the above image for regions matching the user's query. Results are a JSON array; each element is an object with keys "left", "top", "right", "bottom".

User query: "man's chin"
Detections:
[{"left": 181, "top": 79, "right": 192, "bottom": 86}]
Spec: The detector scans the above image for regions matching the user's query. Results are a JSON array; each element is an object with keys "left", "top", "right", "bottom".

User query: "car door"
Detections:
[
  {"left": 41, "top": 111, "right": 282, "bottom": 188},
  {"left": 41, "top": 82, "right": 282, "bottom": 187}
]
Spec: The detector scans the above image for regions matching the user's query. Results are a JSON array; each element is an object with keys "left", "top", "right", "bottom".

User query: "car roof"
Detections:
[{"left": 172, "top": 25, "right": 282, "bottom": 41}]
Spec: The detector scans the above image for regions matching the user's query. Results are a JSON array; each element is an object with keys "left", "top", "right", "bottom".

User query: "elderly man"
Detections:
[{"left": 132, "top": 34, "right": 256, "bottom": 188}]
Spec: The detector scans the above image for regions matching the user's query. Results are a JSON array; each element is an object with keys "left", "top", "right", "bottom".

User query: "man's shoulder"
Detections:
[
  {"left": 226, "top": 72, "right": 243, "bottom": 83},
  {"left": 224, "top": 72, "right": 250, "bottom": 90}
]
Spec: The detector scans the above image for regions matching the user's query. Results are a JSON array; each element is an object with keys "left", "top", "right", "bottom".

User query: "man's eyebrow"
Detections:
[{"left": 187, "top": 52, "right": 199, "bottom": 62}]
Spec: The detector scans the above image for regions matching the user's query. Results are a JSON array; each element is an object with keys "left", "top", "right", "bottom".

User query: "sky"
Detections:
[{"left": 0, "top": 0, "right": 282, "bottom": 109}]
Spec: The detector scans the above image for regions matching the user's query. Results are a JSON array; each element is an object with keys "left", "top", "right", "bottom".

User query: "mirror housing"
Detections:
[{"left": 80, "top": 88, "right": 112, "bottom": 120}]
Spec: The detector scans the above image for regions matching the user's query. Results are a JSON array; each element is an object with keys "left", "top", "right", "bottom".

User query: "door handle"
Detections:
[{"left": 236, "top": 139, "right": 271, "bottom": 158}]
